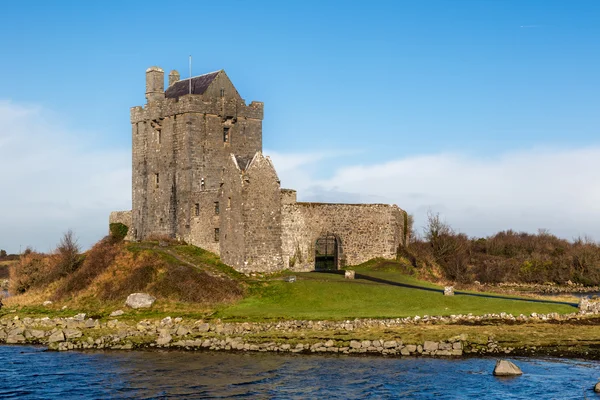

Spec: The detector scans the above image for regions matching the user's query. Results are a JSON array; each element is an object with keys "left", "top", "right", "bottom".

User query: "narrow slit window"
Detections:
[
  {"left": 227, "top": 197, "right": 231, "bottom": 208},
  {"left": 220, "top": 88, "right": 225, "bottom": 97},
  {"left": 214, "top": 202, "right": 220, "bottom": 215},
  {"left": 157, "top": 130, "right": 161, "bottom": 144},
  {"left": 223, "top": 127, "right": 230, "bottom": 143},
  {"left": 154, "top": 173, "right": 159, "bottom": 188},
  {"left": 201, "top": 178, "right": 205, "bottom": 190},
  {"left": 194, "top": 203, "right": 200, "bottom": 216},
  {"left": 214, "top": 228, "right": 220, "bottom": 242}
]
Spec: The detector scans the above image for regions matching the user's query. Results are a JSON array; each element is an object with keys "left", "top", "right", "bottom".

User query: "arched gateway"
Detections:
[{"left": 314, "top": 233, "right": 339, "bottom": 271}]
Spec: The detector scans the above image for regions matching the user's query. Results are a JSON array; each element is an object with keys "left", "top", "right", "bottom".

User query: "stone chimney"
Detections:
[
  {"left": 168, "top": 70, "right": 180, "bottom": 87},
  {"left": 145, "top": 66, "right": 164, "bottom": 103}
]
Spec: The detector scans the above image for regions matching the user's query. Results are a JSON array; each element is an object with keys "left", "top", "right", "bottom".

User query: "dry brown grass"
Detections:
[{"left": 53, "top": 237, "right": 121, "bottom": 300}]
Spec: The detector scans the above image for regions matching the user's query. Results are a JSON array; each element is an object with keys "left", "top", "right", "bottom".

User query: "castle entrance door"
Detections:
[{"left": 315, "top": 234, "right": 338, "bottom": 271}]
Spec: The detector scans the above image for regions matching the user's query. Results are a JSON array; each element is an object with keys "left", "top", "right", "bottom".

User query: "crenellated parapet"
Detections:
[{"left": 131, "top": 96, "right": 263, "bottom": 123}]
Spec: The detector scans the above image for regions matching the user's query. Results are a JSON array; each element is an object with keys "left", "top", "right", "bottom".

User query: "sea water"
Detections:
[{"left": 0, "top": 345, "right": 598, "bottom": 399}]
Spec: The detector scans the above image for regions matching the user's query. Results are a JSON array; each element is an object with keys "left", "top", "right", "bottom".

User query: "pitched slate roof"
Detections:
[{"left": 165, "top": 71, "right": 220, "bottom": 99}]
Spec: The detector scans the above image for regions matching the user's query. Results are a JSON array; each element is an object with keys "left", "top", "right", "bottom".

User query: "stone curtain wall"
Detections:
[
  {"left": 108, "top": 211, "right": 134, "bottom": 241},
  {"left": 281, "top": 203, "right": 406, "bottom": 271}
]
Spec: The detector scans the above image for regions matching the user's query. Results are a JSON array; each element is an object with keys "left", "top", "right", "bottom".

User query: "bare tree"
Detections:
[{"left": 56, "top": 229, "right": 81, "bottom": 275}]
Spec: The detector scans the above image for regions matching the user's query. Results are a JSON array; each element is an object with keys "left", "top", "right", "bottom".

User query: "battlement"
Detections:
[{"left": 131, "top": 95, "right": 263, "bottom": 123}]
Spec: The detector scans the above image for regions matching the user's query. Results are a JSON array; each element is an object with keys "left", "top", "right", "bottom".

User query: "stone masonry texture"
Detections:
[{"left": 110, "top": 65, "right": 407, "bottom": 273}]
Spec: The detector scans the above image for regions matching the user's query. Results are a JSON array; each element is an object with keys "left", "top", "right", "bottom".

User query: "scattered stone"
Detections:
[
  {"left": 157, "top": 330, "right": 172, "bottom": 346},
  {"left": 344, "top": 270, "right": 355, "bottom": 279},
  {"left": 176, "top": 326, "right": 190, "bottom": 336},
  {"left": 43, "top": 301, "right": 53, "bottom": 306},
  {"left": 444, "top": 286, "right": 454, "bottom": 296},
  {"left": 73, "top": 313, "right": 86, "bottom": 321},
  {"left": 110, "top": 310, "right": 125, "bottom": 317},
  {"left": 493, "top": 360, "right": 523, "bottom": 376},
  {"left": 48, "top": 331, "right": 65, "bottom": 343},
  {"left": 61, "top": 306, "right": 67, "bottom": 310},
  {"left": 284, "top": 275, "right": 296, "bottom": 283},
  {"left": 63, "top": 329, "right": 82, "bottom": 340},
  {"left": 125, "top": 293, "right": 156, "bottom": 309},
  {"left": 423, "top": 341, "right": 439, "bottom": 352},
  {"left": 6, "top": 334, "right": 26, "bottom": 344},
  {"left": 579, "top": 297, "right": 600, "bottom": 313}
]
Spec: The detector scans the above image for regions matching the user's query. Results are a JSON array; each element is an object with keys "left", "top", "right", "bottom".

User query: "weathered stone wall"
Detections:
[
  {"left": 219, "top": 153, "right": 283, "bottom": 273},
  {"left": 129, "top": 68, "right": 263, "bottom": 252},
  {"left": 219, "top": 156, "right": 246, "bottom": 268},
  {"left": 281, "top": 203, "right": 406, "bottom": 271},
  {"left": 113, "top": 65, "right": 407, "bottom": 274},
  {"left": 240, "top": 154, "right": 283, "bottom": 273},
  {"left": 108, "top": 211, "right": 134, "bottom": 241}
]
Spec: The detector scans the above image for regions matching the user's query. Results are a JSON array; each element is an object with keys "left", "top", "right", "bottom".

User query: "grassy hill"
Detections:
[{"left": 4, "top": 237, "right": 576, "bottom": 321}]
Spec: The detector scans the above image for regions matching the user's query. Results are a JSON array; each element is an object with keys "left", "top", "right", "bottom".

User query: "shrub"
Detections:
[
  {"left": 53, "top": 230, "right": 83, "bottom": 278},
  {"left": 53, "top": 237, "right": 121, "bottom": 299},
  {"left": 9, "top": 251, "right": 47, "bottom": 294},
  {"left": 109, "top": 223, "right": 129, "bottom": 242}
]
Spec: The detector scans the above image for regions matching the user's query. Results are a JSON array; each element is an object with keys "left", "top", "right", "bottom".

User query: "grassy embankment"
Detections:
[{"left": 3, "top": 242, "right": 576, "bottom": 322}]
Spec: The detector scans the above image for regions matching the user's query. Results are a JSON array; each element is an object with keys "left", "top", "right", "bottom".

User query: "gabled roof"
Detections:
[
  {"left": 165, "top": 70, "right": 220, "bottom": 99},
  {"left": 234, "top": 155, "right": 253, "bottom": 171}
]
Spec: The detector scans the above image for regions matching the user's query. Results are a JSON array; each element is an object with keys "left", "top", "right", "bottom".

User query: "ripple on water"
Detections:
[{"left": 0, "top": 346, "right": 599, "bottom": 399}]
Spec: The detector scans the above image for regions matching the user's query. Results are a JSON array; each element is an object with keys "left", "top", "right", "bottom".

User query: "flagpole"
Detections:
[{"left": 189, "top": 55, "right": 192, "bottom": 95}]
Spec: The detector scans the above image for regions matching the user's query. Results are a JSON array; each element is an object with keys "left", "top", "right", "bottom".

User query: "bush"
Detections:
[
  {"left": 54, "top": 237, "right": 121, "bottom": 299},
  {"left": 109, "top": 223, "right": 129, "bottom": 242},
  {"left": 9, "top": 251, "right": 47, "bottom": 294},
  {"left": 410, "top": 212, "right": 600, "bottom": 285}
]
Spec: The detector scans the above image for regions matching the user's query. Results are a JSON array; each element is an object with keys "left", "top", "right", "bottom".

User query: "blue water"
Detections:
[{"left": 0, "top": 346, "right": 599, "bottom": 399}]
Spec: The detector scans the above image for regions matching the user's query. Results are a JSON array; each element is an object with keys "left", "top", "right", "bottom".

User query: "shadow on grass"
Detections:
[{"left": 318, "top": 271, "right": 579, "bottom": 308}]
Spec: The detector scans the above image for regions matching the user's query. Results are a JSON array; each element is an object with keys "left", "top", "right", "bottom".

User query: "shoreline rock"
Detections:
[{"left": 1, "top": 312, "right": 599, "bottom": 359}]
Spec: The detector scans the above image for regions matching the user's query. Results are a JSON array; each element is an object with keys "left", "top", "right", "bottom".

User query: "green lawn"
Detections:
[{"left": 216, "top": 271, "right": 576, "bottom": 321}]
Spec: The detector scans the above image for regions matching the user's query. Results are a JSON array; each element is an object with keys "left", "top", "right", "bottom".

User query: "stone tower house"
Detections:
[{"left": 110, "top": 66, "right": 408, "bottom": 273}]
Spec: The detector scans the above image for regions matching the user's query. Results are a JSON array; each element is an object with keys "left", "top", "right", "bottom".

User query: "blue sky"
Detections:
[{"left": 1, "top": 0, "right": 599, "bottom": 252}]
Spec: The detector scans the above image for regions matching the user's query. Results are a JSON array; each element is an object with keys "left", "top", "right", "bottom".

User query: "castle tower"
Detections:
[{"left": 130, "top": 67, "right": 264, "bottom": 254}]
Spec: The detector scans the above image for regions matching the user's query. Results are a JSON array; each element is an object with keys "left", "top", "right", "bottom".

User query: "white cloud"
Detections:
[
  {"left": 270, "top": 146, "right": 600, "bottom": 241},
  {"left": 1, "top": 99, "right": 597, "bottom": 253},
  {"left": 0, "top": 100, "right": 130, "bottom": 253}
]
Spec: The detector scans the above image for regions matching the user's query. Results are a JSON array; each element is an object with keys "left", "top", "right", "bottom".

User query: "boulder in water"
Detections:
[
  {"left": 493, "top": 360, "right": 523, "bottom": 376},
  {"left": 125, "top": 293, "right": 156, "bottom": 309},
  {"left": 594, "top": 382, "right": 600, "bottom": 393}
]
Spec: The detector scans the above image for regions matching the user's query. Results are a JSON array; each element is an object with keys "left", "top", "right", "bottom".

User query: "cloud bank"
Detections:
[
  {"left": 268, "top": 146, "right": 600, "bottom": 241},
  {"left": 1, "top": 99, "right": 598, "bottom": 254},
  {"left": 0, "top": 101, "right": 130, "bottom": 253}
]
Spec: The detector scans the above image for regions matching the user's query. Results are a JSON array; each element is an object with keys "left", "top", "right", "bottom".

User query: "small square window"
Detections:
[
  {"left": 214, "top": 202, "right": 220, "bottom": 215},
  {"left": 223, "top": 127, "right": 230, "bottom": 143},
  {"left": 214, "top": 228, "right": 220, "bottom": 242},
  {"left": 194, "top": 203, "right": 200, "bottom": 216}
]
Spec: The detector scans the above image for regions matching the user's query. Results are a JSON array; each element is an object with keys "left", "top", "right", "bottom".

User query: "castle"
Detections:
[{"left": 110, "top": 66, "right": 408, "bottom": 273}]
